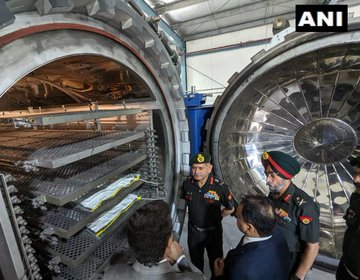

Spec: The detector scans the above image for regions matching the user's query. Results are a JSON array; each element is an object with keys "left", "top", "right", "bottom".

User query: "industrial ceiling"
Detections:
[{"left": 144, "top": 0, "right": 359, "bottom": 41}]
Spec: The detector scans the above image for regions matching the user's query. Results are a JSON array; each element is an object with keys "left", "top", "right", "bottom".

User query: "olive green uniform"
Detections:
[
  {"left": 269, "top": 183, "right": 320, "bottom": 270},
  {"left": 182, "top": 174, "right": 234, "bottom": 276}
]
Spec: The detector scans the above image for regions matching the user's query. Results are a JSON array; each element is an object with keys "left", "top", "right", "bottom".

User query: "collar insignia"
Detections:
[{"left": 283, "top": 194, "right": 291, "bottom": 203}]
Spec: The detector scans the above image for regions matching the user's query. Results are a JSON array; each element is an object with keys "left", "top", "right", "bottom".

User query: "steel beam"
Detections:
[{"left": 23, "top": 108, "right": 143, "bottom": 126}]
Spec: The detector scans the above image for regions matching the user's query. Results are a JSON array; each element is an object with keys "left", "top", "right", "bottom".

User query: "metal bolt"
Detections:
[
  {"left": 13, "top": 206, "right": 24, "bottom": 215},
  {"left": 10, "top": 196, "right": 21, "bottom": 204},
  {"left": 7, "top": 185, "right": 18, "bottom": 193},
  {"left": 16, "top": 216, "right": 27, "bottom": 225}
]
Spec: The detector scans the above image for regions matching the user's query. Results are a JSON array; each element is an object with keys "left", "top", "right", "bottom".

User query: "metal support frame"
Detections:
[
  {"left": 0, "top": 177, "right": 27, "bottom": 280},
  {"left": 0, "top": 174, "right": 40, "bottom": 279},
  {"left": 0, "top": 0, "right": 15, "bottom": 30},
  {"left": 132, "top": 0, "right": 187, "bottom": 91},
  {"left": 144, "top": 110, "right": 161, "bottom": 190},
  {"left": 10, "top": 108, "right": 143, "bottom": 126}
]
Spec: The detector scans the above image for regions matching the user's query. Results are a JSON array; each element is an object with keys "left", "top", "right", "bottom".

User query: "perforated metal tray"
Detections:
[
  {"left": 47, "top": 200, "right": 144, "bottom": 267},
  {"left": 0, "top": 130, "right": 123, "bottom": 161},
  {"left": 29, "top": 152, "right": 146, "bottom": 206},
  {"left": 29, "top": 130, "right": 145, "bottom": 168},
  {"left": 35, "top": 180, "right": 145, "bottom": 239},
  {"left": 53, "top": 230, "right": 128, "bottom": 280}
]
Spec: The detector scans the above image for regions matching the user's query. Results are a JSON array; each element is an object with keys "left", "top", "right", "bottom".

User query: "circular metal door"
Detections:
[{"left": 207, "top": 18, "right": 360, "bottom": 259}]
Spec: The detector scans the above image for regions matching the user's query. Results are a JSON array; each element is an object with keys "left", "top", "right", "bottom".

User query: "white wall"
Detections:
[
  {"left": 185, "top": 5, "right": 360, "bottom": 105},
  {"left": 185, "top": 23, "right": 278, "bottom": 104}
]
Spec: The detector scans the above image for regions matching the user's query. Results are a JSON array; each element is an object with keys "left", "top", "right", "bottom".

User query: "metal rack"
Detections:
[
  {"left": 46, "top": 199, "right": 143, "bottom": 267},
  {"left": 53, "top": 229, "right": 128, "bottom": 280},
  {"left": 28, "top": 130, "right": 145, "bottom": 169},
  {"left": 29, "top": 152, "right": 146, "bottom": 206},
  {"left": 0, "top": 130, "right": 139, "bottom": 164},
  {"left": 0, "top": 174, "right": 42, "bottom": 280},
  {"left": 26, "top": 179, "right": 145, "bottom": 239},
  {"left": 0, "top": 106, "right": 162, "bottom": 279}
]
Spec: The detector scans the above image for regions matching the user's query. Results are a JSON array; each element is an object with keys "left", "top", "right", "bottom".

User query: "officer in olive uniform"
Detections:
[
  {"left": 336, "top": 156, "right": 360, "bottom": 280},
  {"left": 261, "top": 150, "right": 320, "bottom": 280},
  {"left": 182, "top": 152, "right": 234, "bottom": 277}
]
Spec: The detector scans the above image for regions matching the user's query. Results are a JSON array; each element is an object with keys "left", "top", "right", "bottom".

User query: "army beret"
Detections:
[
  {"left": 261, "top": 150, "right": 300, "bottom": 179},
  {"left": 190, "top": 152, "right": 211, "bottom": 165}
]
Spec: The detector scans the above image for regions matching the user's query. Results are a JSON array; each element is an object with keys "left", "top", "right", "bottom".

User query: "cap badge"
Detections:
[
  {"left": 263, "top": 151, "right": 269, "bottom": 160},
  {"left": 197, "top": 154, "right": 205, "bottom": 163}
]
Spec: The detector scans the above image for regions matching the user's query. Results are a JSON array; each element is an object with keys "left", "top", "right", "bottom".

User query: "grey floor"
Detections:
[{"left": 179, "top": 214, "right": 335, "bottom": 280}]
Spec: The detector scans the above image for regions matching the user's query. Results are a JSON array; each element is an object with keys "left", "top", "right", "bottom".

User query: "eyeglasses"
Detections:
[{"left": 264, "top": 171, "right": 280, "bottom": 179}]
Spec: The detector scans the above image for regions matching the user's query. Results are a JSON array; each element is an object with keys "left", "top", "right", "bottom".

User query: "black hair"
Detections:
[
  {"left": 127, "top": 200, "right": 172, "bottom": 266},
  {"left": 241, "top": 194, "right": 276, "bottom": 237},
  {"left": 350, "top": 156, "right": 360, "bottom": 168}
]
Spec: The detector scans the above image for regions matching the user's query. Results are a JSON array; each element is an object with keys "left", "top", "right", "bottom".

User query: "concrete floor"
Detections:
[{"left": 179, "top": 214, "right": 336, "bottom": 280}]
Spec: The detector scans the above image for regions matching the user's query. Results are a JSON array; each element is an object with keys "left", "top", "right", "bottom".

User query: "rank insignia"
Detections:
[
  {"left": 299, "top": 216, "right": 312, "bottom": 224},
  {"left": 275, "top": 208, "right": 291, "bottom": 223},
  {"left": 210, "top": 177, "right": 214, "bottom": 185},
  {"left": 283, "top": 194, "right": 291, "bottom": 203}
]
